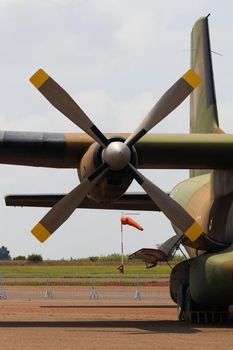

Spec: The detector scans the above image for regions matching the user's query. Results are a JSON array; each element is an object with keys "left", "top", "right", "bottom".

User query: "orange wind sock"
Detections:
[{"left": 121, "top": 216, "right": 143, "bottom": 231}]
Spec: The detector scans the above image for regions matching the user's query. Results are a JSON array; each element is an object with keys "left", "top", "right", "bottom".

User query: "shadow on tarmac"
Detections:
[
  {"left": 40, "top": 305, "right": 177, "bottom": 309},
  {"left": 0, "top": 320, "right": 201, "bottom": 333}
]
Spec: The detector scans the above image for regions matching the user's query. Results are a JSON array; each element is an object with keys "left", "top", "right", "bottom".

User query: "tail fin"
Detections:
[{"left": 190, "top": 15, "right": 222, "bottom": 177}]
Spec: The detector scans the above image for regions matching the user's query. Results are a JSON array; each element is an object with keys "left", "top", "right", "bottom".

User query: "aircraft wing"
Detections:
[
  {"left": 5, "top": 192, "right": 161, "bottom": 211},
  {"left": 5, "top": 190, "right": 230, "bottom": 252},
  {"left": 1, "top": 131, "right": 233, "bottom": 169}
]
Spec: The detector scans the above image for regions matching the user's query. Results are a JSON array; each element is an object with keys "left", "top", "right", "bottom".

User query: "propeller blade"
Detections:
[
  {"left": 125, "top": 69, "right": 202, "bottom": 147},
  {"left": 30, "top": 69, "right": 108, "bottom": 148},
  {"left": 128, "top": 164, "right": 205, "bottom": 242},
  {"left": 31, "top": 163, "right": 108, "bottom": 243}
]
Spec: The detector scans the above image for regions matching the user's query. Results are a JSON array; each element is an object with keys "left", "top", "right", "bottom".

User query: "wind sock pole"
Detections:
[
  {"left": 120, "top": 211, "right": 124, "bottom": 274},
  {"left": 118, "top": 213, "right": 143, "bottom": 274}
]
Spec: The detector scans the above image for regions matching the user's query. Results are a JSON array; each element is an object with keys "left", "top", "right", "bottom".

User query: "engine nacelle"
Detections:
[{"left": 78, "top": 137, "right": 137, "bottom": 202}]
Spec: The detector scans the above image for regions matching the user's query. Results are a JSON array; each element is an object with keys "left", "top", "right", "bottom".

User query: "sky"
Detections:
[{"left": 0, "top": 0, "right": 233, "bottom": 259}]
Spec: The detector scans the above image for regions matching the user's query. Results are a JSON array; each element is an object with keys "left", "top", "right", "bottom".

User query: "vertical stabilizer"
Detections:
[
  {"left": 190, "top": 15, "right": 219, "bottom": 134},
  {"left": 190, "top": 16, "right": 221, "bottom": 177}
]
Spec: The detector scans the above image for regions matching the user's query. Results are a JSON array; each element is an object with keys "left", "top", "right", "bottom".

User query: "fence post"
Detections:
[
  {"left": 0, "top": 274, "right": 6, "bottom": 299},
  {"left": 134, "top": 274, "right": 141, "bottom": 300},
  {"left": 90, "top": 275, "right": 98, "bottom": 299},
  {"left": 44, "top": 274, "right": 53, "bottom": 299}
]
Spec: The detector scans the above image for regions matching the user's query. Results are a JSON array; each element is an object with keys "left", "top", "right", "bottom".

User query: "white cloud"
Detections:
[
  {"left": 76, "top": 89, "right": 156, "bottom": 132},
  {"left": 114, "top": 11, "right": 154, "bottom": 51}
]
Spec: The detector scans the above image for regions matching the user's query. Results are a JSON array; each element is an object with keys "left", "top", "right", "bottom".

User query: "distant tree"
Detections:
[
  {"left": 27, "top": 254, "right": 43, "bottom": 263},
  {"left": 99, "top": 254, "right": 126, "bottom": 262},
  {"left": 89, "top": 256, "right": 99, "bottom": 262},
  {"left": 0, "top": 246, "right": 11, "bottom": 260},
  {"left": 13, "top": 255, "right": 26, "bottom": 261},
  {"left": 173, "top": 254, "right": 186, "bottom": 262}
]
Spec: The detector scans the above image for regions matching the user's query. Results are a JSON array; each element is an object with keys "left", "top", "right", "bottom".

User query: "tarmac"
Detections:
[{"left": 0, "top": 298, "right": 232, "bottom": 350}]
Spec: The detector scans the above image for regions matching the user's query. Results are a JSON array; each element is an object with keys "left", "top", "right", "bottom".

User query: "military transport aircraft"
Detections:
[{"left": 1, "top": 15, "right": 233, "bottom": 323}]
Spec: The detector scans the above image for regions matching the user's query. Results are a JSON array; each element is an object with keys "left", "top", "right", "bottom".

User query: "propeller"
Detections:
[
  {"left": 127, "top": 164, "right": 205, "bottom": 242},
  {"left": 125, "top": 69, "right": 202, "bottom": 146},
  {"left": 30, "top": 68, "right": 202, "bottom": 242},
  {"left": 31, "top": 162, "right": 109, "bottom": 242},
  {"left": 30, "top": 69, "right": 108, "bottom": 147}
]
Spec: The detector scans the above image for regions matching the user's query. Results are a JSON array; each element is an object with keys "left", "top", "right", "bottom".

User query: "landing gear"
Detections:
[
  {"left": 177, "top": 284, "right": 185, "bottom": 321},
  {"left": 183, "top": 287, "right": 194, "bottom": 322},
  {"left": 177, "top": 285, "right": 230, "bottom": 324},
  {"left": 176, "top": 285, "right": 194, "bottom": 322}
]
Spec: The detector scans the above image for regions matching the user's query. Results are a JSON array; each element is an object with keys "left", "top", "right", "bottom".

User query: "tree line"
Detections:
[
  {"left": 0, "top": 246, "right": 42, "bottom": 262},
  {"left": 0, "top": 246, "right": 185, "bottom": 263}
]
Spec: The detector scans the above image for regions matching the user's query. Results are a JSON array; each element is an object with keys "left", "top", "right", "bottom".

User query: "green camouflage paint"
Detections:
[{"left": 190, "top": 16, "right": 219, "bottom": 178}]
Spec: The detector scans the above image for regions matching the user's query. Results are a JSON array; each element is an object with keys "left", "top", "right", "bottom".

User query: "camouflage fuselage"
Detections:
[{"left": 171, "top": 174, "right": 233, "bottom": 306}]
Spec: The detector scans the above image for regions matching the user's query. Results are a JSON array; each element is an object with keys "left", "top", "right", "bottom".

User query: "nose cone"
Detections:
[{"left": 102, "top": 141, "right": 131, "bottom": 170}]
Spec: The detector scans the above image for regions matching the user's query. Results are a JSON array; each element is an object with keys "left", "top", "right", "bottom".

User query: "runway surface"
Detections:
[{"left": 0, "top": 297, "right": 232, "bottom": 350}]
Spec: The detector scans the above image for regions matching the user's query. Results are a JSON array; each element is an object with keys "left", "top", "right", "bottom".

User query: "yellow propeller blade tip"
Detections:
[
  {"left": 182, "top": 69, "right": 202, "bottom": 88},
  {"left": 31, "top": 223, "right": 51, "bottom": 243},
  {"left": 30, "top": 69, "right": 49, "bottom": 89},
  {"left": 185, "top": 221, "right": 204, "bottom": 242}
]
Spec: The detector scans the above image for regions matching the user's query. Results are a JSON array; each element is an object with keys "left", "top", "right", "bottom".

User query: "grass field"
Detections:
[{"left": 0, "top": 261, "right": 172, "bottom": 276}]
